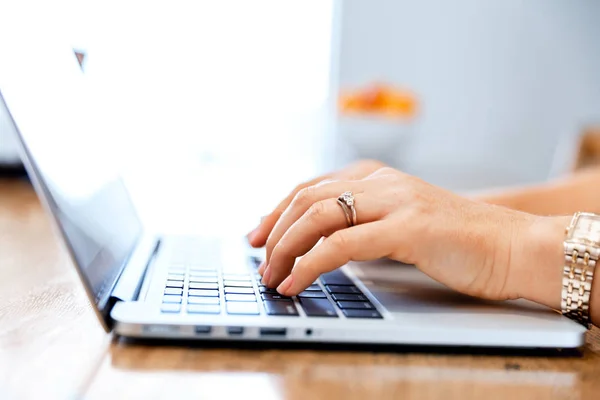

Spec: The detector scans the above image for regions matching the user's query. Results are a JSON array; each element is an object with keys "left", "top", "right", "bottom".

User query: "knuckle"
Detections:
[
  {"left": 356, "top": 159, "right": 385, "bottom": 172},
  {"left": 292, "top": 183, "right": 306, "bottom": 195},
  {"left": 387, "top": 173, "right": 405, "bottom": 187},
  {"left": 271, "top": 241, "right": 289, "bottom": 260},
  {"left": 315, "top": 178, "right": 337, "bottom": 188},
  {"left": 265, "top": 235, "right": 277, "bottom": 253},
  {"left": 330, "top": 230, "right": 351, "bottom": 250},
  {"left": 270, "top": 208, "right": 284, "bottom": 222},
  {"left": 307, "top": 200, "right": 327, "bottom": 221},
  {"left": 374, "top": 166, "right": 397, "bottom": 177},
  {"left": 388, "top": 173, "right": 421, "bottom": 197},
  {"left": 293, "top": 186, "right": 316, "bottom": 208},
  {"left": 293, "top": 259, "right": 318, "bottom": 278},
  {"left": 294, "top": 257, "right": 313, "bottom": 272}
]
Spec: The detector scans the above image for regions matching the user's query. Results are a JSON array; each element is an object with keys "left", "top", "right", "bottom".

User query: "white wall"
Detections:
[
  {"left": 0, "top": 1, "right": 339, "bottom": 232},
  {"left": 336, "top": 0, "right": 600, "bottom": 191}
]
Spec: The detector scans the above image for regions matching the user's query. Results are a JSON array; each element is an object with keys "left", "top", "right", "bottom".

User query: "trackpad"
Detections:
[{"left": 347, "top": 261, "right": 547, "bottom": 314}]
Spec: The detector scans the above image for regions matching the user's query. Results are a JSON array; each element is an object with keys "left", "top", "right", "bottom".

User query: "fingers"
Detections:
[
  {"left": 247, "top": 177, "right": 331, "bottom": 248},
  {"left": 255, "top": 179, "right": 339, "bottom": 275},
  {"left": 255, "top": 179, "right": 338, "bottom": 275},
  {"left": 265, "top": 193, "right": 385, "bottom": 287},
  {"left": 247, "top": 160, "right": 386, "bottom": 249},
  {"left": 276, "top": 220, "right": 398, "bottom": 296},
  {"left": 264, "top": 180, "right": 369, "bottom": 268}
]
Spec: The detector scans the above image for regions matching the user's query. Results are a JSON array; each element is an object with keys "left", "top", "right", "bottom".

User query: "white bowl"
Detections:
[{"left": 336, "top": 114, "right": 415, "bottom": 167}]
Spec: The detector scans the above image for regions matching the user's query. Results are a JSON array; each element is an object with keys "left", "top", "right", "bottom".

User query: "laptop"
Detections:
[{"left": 0, "top": 33, "right": 586, "bottom": 351}]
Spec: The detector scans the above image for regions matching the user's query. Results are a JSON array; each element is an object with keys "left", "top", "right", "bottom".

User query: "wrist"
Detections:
[{"left": 510, "top": 215, "right": 571, "bottom": 310}]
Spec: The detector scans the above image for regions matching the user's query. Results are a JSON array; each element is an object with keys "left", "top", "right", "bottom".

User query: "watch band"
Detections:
[{"left": 562, "top": 242, "right": 599, "bottom": 328}]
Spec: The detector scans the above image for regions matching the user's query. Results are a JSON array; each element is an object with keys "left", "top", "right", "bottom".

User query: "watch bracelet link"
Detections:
[{"left": 562, "top": 242, "right": 599, "bottom": 328}]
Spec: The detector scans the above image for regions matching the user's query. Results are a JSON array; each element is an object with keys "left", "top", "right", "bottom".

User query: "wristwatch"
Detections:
[{"left": 562, "top": 212, "right": 600, "bottom": 328}]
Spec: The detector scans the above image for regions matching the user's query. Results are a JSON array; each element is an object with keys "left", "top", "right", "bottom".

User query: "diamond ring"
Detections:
[{"left": 337, "top": 191, "right": 357, "bottom": 227}]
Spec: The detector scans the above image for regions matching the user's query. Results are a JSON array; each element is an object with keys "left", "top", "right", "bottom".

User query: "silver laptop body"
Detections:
[{"left": 0, "top": 31, "right": 585, "bottom": 351}]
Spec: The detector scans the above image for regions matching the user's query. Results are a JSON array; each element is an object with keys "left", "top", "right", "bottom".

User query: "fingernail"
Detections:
[
  {"left": 257, "top": 261, "right": 266, "bottom": 275},
  {"left": 261, "top": 266, "right": 272, "bottom": 286},
  {"left": 246, "top": 227, "right": 259, "bottom": 242},
  {"left": 277, "top": 275, "right": 294, "bottom": 294}
]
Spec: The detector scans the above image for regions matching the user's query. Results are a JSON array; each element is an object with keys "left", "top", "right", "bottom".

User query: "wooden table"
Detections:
[{"left": 2, "top": 178, "right": 600, "bottom": 400}]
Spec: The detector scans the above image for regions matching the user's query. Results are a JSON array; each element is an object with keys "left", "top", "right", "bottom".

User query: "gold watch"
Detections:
[{"left": 562, "top": 212, "right": 600, "bottom": 328}]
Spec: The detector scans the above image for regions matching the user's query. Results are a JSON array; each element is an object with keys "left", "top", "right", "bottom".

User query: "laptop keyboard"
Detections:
[{"left": 160, "top": 256, "right": 382, "bottom": 319}]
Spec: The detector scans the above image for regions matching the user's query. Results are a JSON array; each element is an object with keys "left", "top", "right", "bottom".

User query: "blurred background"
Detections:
[{"left": 1, "top": 0, "right": 600, "bottom": 233}]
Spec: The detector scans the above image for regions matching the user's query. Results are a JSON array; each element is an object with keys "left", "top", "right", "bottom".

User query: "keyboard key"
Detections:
[
  {"left": 169, "top": 266, "right": 186, "bottom": 273},
  {"left": 164, "top": 288, "right": 183, "bottom": 296},
  {"left": 188, "top": 289, "right": 219, "bottom": 297},
  {"left": 166, "top": 280, "right": 184, "bottom": 288},
  {"left": 190, "top": 269, "right": 218, "bottom": 275},
  {"left": 261, "top": 293, "right": 292, "bottom": 301},
  {"left": 263, "top": 301, "right": 299, "bottom": 316},
  {"left": 189, "top": 277, "right": 218, "bottom": 284},
  {"left": 187, "top": 304, "right": 221, "bottom": 314},
  {"left": 297, "top": 291, "right": 326, "bottom": 299},
  {"left": 224, "top": 287, "right": 255, "bottom": 295},
  {"left": 337, "top": 301, "right": 374, "bottom": 310},
  {"left": 225, "top": 294, "right": 257, "bottom": 302},
  {"left": 342, "top": 309, "right": 382, "bottom": 319},
  {"left": 305, "top": 284, "right": 322, "bottom": 291},
  {"left": 226, "top": 302, "right": 260, "bottom": 315},
  {"left": 163, "top": 295, "right": 183, "bottom": 304},
  {"left": 190, "top": 271, "right": 219, "bottom": 280},
  {"left": 320, "top": 270, "right": 354, "bottom": 286},
  {"left": 331, "top": 293, "right": 368, "bottom": 302},
  {"left": 167, "top": 274, "right": 185, "bottom": 281},
  {"left": 161, "top": 303, "right": 181, "bottom": 313},
  {"left": 189, "top": 282, "right": 219, "bottom": 290},
  {"left": 188, "top": 296, "right": 220, "bottom": 305},
  {"left": 222, "top": 274, "right": 251, "bottom": 281},
  {"left": 223, "top": 280, "right": 253, "bottom": 288},
  {"left": 258, "top": 286, "right": 278, "bottom": 294},
  {"left": 250, "top": 256, "right": 262, "bottom": 268},
  {"left": 299, "top": 298, "right": 338, "bottom": 317},
  {"left": 189, "top": 266, "right": 217, "bottom": 272},
  {"left": 325, "top": 285, "right": 362, "bottom": 294}
]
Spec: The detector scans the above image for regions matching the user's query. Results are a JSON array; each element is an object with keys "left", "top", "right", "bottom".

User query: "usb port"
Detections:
[
  {"left": 227, "top": 326, "right": 244, "bottom": 335},
  {"left": 260, "top": 327, "right": 287, "bottom": 337},
  {"left": 195, "top": 326, "right": 212, "bottom": 334}
]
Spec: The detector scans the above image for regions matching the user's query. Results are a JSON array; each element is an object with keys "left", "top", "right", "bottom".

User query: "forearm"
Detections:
[
  {"left": 513, "top": 215, "right": 600, "bottom": 326},
  {"left": 477, "top": 166, "right": 600, "bottom": 215}
]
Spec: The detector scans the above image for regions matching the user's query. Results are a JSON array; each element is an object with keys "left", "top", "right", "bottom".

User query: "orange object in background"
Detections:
[{"left": 339, "top": 83, "right": 418, "bottom": 119}]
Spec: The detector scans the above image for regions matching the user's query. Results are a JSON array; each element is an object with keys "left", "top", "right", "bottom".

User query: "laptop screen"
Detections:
[{"left": 0, "top": 43, "right": 143, "bottom": 327}]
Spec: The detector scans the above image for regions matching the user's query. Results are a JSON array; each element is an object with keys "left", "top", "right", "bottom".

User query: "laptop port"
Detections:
[
  {"left": 195, "top": 326, "right": 212, "bottom": 334},
  {"left": 227, "top": 326, "right": 244, "bottom": 336},
  {"left": 260, "top": 327, "right": 287, "bottom": 337}
]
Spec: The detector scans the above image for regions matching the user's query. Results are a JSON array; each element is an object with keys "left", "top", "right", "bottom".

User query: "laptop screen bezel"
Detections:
[{"left": 0, "top": 90, "right": 139, "bottom": 332}]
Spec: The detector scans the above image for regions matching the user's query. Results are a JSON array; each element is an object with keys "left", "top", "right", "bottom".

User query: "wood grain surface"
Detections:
[{"left": 2, "top": 178, "right": 600, "bottom": 400}]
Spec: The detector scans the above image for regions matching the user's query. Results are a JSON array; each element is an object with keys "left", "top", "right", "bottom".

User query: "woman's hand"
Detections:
[
  {"left": 247, "top": 159, "right": 387, "bottom": 249},
  {"left": 251, "top": 164, "right": 566, "bottom": 304}
]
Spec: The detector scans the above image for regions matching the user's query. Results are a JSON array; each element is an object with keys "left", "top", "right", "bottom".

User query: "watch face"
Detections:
[{"left": 568, "top": 213, "right": 600, "bottom": 245}]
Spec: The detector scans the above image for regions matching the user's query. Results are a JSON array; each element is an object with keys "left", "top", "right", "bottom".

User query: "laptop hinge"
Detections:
[{"left": 110, "top": 232, "right": 161, "bottom": 303}]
